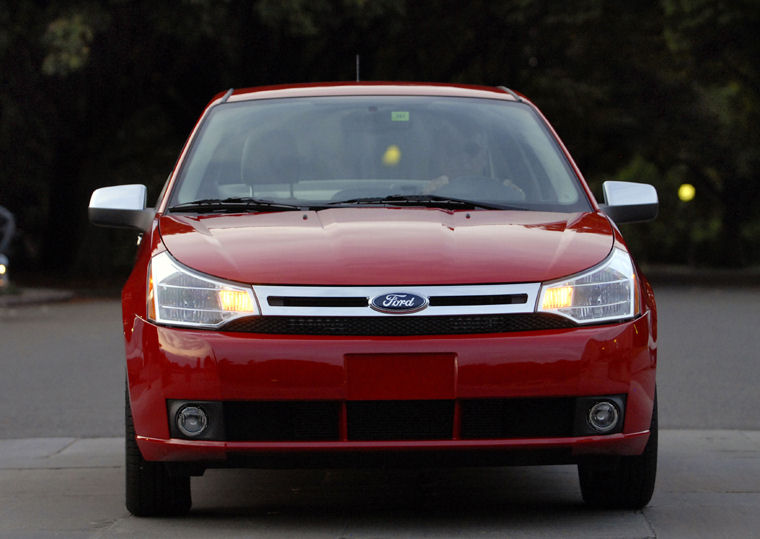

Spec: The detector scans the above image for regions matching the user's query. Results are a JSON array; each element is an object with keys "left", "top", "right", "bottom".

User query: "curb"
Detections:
[
  {"left": 642, "top": 265, "right": 760, "bottom": 288},
  {"left": 0, "top": 288, "right": 76, "bottom": 307}
]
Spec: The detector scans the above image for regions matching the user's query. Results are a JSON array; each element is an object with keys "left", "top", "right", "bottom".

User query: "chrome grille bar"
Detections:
[{"left": 253, "top": 283, "right": 540, "bottom": 317}]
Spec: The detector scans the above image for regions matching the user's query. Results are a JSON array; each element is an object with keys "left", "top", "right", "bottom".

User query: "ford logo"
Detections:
[{"left": 370, "top": 292, "right": 428, "bottom": 314}]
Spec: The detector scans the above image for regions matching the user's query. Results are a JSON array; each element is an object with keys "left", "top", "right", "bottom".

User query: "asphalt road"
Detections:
[{"left": 1, "top": 285, "right": 759, "bottom": 537}]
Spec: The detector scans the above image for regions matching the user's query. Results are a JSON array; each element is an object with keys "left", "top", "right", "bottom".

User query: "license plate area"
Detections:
[{"left": 345, "top": 353, "right": 456, "bottom": 400}]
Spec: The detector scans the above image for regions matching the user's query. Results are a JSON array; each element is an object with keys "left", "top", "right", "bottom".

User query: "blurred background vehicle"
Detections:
[{"left": 0, "top": 205, "right": 15, "bottom": 289}]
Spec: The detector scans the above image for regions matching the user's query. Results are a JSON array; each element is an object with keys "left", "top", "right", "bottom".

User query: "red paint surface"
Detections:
[
  {"left": 125, "top": 312, "right": 656, "bottom": 461},
  {"left": 345, "top": 353, "right": 457, "bottom": 400},
  {"left": 159, "top": 210, "right": 613, "bottom": 285}
]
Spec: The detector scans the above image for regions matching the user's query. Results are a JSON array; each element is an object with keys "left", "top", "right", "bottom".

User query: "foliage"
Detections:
[
  {"left": 0, "top": 0, "right": 758, "bottom": 279},
  {"left": 41, "top": 12, "right": 97, "bottom": 76}
]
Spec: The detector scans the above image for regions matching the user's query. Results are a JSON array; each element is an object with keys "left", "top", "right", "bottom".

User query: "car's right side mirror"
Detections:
[{"left": 599, "top": 181, "right": 658, "bottom": 224}]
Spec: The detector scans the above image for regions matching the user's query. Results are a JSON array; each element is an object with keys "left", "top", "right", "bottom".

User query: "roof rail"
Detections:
[
  {"left": 221, "top": 88, "right": 234, "bottom": 103},
  {"left": 498, "top": 86, "right": 523, "bottom": 102}
]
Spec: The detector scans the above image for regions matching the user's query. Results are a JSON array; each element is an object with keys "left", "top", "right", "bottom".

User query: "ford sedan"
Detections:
[{"left": 89, "top": 82, "right": 659, "bottom": 516}]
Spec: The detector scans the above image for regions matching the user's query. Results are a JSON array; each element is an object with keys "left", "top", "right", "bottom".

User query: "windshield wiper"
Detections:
[
  {"left": 327, "top": 194, "right": 523, "bottom": 211},
  {"left": 169, "top": 197, "right": 310, "bottom": 213}
]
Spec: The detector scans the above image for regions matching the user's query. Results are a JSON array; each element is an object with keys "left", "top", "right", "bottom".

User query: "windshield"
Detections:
[{"left": 170, "top": 96, "right": 590, "bottom": 212}]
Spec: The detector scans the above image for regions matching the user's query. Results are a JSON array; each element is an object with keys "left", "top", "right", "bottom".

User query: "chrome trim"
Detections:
[
  {"left": 88, "top": 184, "right": 154, "bottom": 231},
  {"left": 253, "top": 283, "right": 540, "bottom": 317},
  {"left": 601, "top": 181, "right": 658, "bottom": 223},
  {"left": 89, "top": 184, "right": 147, "bottom": 211}
]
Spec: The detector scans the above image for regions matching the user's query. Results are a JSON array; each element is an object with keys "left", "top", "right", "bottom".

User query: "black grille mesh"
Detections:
[
  {"left": 347, "top": 400, "right": 454, "bottom": 441},
  {"left": 460, "top": 398, "right": 576, "bottom": 439},
  {"left": 221, "top": 313, "right": 575, "bottom": 335},
  {"left": 218, "top": 398, "right": 583, "bottom": 442},
  {"left": 224, "top": 401, "right": 340, "bottom": 441}
]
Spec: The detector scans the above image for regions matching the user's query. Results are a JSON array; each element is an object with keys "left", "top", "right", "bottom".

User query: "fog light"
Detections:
[
  {"left": 176, "top": 405, "right": 208, "bottom": 437},
  {"left": 587, "top": 401, "right": 619, "bottom": 433}
]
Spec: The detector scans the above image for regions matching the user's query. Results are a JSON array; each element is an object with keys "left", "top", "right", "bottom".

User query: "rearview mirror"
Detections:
[
  {"left": 600, "top": 181, "right": 658, "bottom": 224},
  {"left": 89, "top": 184, "right": 155, "bottom": 231}
]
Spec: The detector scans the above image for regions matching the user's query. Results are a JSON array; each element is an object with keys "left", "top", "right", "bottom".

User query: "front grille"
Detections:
[
  {"left": 267, "top": 296, "right": 368, "bottom": 308},
  {"left": 347, "top": 400, "right": 454, "bottom": 441},
  {"left": 266, "top": 294, "right": 528, "bottom": 308},
  {"left": 429, "top": 294, "right": 527, "bottom": 307},
  {"left": 221, "top": 313, "right": 575, "bottom": 335}
]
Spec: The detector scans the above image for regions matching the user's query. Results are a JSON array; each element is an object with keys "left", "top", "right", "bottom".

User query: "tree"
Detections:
[{"left": 1, "top": 0, "right": 758, "bottom": 280}]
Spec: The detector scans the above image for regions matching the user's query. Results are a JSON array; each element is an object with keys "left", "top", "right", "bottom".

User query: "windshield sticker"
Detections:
[{"left": 391, "top": 111, "right": 410, "bottom": 122}]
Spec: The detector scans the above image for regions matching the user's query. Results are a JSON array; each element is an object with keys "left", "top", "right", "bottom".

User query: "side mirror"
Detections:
[
  {"left": 89, "top": 184, "right": 155, "bottom": 231},
  {"left": 600, "top": 181, "right": 658, "bottom": 224}
]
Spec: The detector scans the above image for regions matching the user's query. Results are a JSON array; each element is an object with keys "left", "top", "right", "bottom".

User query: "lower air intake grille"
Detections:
[
  {"left": 224, "top": 401, "right": 340, "bottom": 441},
  {"left": 212, "top": 397, "right": 593, "bottom": 442},
  {"left": 347, "top": 400, "right": 454, "bottom": 441},
  {"left": 221, "top": 314, "right": 575, "bottom": 336},
  {"left": 460, "top": 398, "right": 576, "bottom": 439}
]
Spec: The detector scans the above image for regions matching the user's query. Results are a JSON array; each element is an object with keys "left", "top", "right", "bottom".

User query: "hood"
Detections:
[{"left": 158, "top": 208, "right": 614, "bottom": 286}]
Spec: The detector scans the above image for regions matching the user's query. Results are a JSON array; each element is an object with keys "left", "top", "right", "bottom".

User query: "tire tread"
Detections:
[
  {"left": 125, "top": 385, "right": 191, "bottom": 516},
  {"left": 578, "top": 395, "right": 658, "bottom": 509}
]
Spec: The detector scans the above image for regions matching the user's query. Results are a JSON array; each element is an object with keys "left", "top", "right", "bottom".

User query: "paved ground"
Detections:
[{"left": 1, "top": 430, "right": 759, "bottom": 537}]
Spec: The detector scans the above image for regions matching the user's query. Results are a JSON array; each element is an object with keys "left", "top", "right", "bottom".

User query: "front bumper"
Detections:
[{"left": 125, "top": 313, "right": 656, "bottom": 464}]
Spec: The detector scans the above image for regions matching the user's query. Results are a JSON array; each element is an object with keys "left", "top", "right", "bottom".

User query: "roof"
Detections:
[{"left": 217, "top": 82, "right": 521, "bottom": 103}]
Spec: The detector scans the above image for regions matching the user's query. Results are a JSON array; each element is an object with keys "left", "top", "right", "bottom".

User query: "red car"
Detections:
[{"left": 89, "top": 82, "right": 659, "bottom": 516}]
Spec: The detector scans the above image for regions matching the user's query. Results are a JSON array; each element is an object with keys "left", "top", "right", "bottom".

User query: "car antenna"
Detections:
[{"left": 356, "top": 54, "right": 360, "bottom": 82}]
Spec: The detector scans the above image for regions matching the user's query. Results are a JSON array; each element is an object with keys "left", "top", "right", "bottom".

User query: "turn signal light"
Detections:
[
  {"left": 218, "top": 289, "right": 256, "bottom": 312},
  {"left": 541, "top": 286, "right": 573, "bottom": 310}
]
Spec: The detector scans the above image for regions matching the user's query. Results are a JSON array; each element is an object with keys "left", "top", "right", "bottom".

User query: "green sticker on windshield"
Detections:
[{"left": 391, "top": 111, "right": 410, "bottom": 122}]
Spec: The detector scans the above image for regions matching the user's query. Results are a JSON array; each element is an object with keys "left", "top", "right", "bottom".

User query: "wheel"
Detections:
[
  {"left": 578, "top": 394, "right": 658, "bottom": 509},
  {"left": 125, "top": 385, "right": 191, "bottom": 516}
]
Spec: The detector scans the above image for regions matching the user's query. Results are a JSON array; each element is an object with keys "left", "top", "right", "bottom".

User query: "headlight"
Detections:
[
  {"left": 148, "top": 251, "right": 258, "bottom": 328},
  {"left": 538, "top": 248, "right": 638, "bottom": 324}
]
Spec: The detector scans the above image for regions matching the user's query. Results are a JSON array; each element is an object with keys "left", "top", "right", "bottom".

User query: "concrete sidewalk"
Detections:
[{"left": 1, "top": 430, "right": 759, "bottom": 538}]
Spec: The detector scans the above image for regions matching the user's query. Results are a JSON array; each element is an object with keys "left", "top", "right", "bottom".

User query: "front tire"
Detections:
[
  {"left": 578, "top": 395, "right": 658, "bottom": 509},
  {"left": 125, "top": 387, "right": 191, "bottom": 516}
]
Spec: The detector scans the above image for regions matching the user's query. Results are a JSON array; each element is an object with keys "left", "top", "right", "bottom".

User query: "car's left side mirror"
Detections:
[
  {"left": 89, "top": 184, "right": 155, "bottom": 231},
  {"left": 599, "top": 181, "right": 658, "bottom": 224}
]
